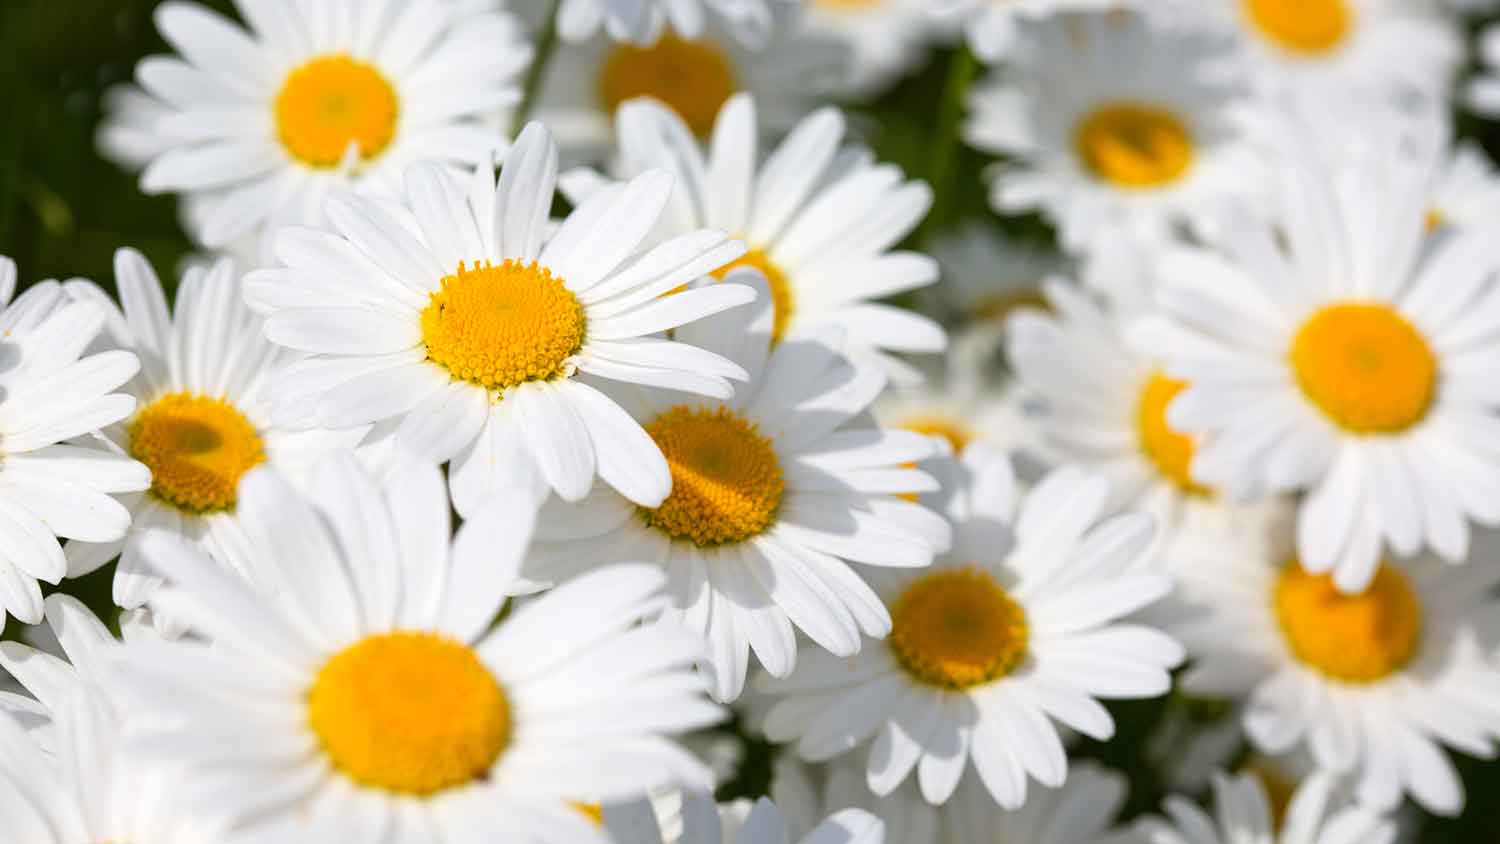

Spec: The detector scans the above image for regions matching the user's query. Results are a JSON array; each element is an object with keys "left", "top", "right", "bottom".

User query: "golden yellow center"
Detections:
[
  {"left": 599, "top": 35, "right": 737, "bottom": 137},
  {"left": 127, "top": 392, "right": 265, "bottom": 514},
  {"left": 888, "top": 567, "right": 1029, "bottom": 690},
  {"left": 711, "top": 248, "right": 796, "bottom": 342},
  {"left": 1136, "top": 372, "right": 1211, "bottom": 497},
  {"left": 1424, "top": 208, "right": 1446, "bottom": 233},
  {"left": 641, "top": 406, "right": 785, "bottom": 546},
  {"left": 308, "top": 632, "right": 511, "bottom": 796},
  {"left": 1075, "top": 103, "right": 1194, "bottom": 189},
  {"left": 1290, "top": 303, "right": 1436, "bottom": 434},
  {"left": 1274, "top": 560, "right": 1422, "bottom": 684},
  {"left": 899, "top": 414, "right": 973, "bottom": 455},
  {"left": 572, "top": 803, "right": 605, "bottom": 825},
  {"left": 1243, "top": 0, "right": 1352, "bottom": 55},
  {"left": 421, "top": 260, "right": 587, "bottom": 391},
  {"left": 275, "top": 55, "right": 399, "bottom": 168}
]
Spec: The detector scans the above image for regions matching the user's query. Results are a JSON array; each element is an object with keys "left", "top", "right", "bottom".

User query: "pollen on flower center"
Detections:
[
  {"left": 1290, "top": 302, "right": 1436, "bottom": 434},
  {"left": 641, "top": 406, "right": 785, "bottom": 546},
  {"left": 127, "top": 392, "right": 266, "bottom": 514},
  {"left": 889, "top": 567, "right": 1030, "bottom": 690},
  {"left": 598, "top": 34, "right": 738, "bottom": 137},
  {"left": 421, "top": 260, "right": 587, "bottom": 391},
  {"left": 1136, "top": 372, "right": 1211, "bottom": 497},
  {"left": 275, "top": 55, "right": 399, "bottom": 168},
  {"left": 712, "top": 248, "right": 796, "bottom": 342},
  {"left": 308, "top": 632, "right": 511, "bottom": 796},
  {"left": 1274, "top": 560, "right": 1422, "bottom": 684},
  {"left": 1075, "top": 102, "right": 1195, "bottom": 189},
  {"left": 1243, "top": 0, "right": 1352, "bottom": 55}
]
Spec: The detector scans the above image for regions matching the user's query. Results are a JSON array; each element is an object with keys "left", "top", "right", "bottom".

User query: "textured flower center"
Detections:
[
  {"left": 1075, "top": 103, "right": 1194, "bottom": 189},
  {"left": 275, "top": 55, "right": 399, "bottom": 167},
  {"left": 598, "top": 35, "right": 737, "bottom": 137},
  {"left": 1136, "top": 372, "right": 1210, "bottom": 497},
  {"left": 1290, "top": 303, "right": 1436, "bottom": 434},
  {"left": 898, "top": 414, "right": 973, "bottom": 455},
  {"left": 1244, "top": 0, "right": 1352, "bottom": 55},
  {"left": 308, "top": 632, "right": 511, "bottom": 796},
  {"left": 641, "top": 406, "right": 785, "bottom": 546},
  {"left": 712, "top": 248, "right": 796, "bottom": 342},
  {"left": 1274, "top": 561, "right": 1422, "bottom": 684},
  {"left": 889, "top": 567, "right": 1029, "bottom": 690},
  {"left": 127, "top": 392, "right": 265, "bottom": 514},
  {"left": 421, "top": 260, "right": 587, "bottom": 391}
]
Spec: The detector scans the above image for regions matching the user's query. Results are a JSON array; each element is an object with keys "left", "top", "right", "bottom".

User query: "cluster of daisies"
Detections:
[{"left": 4, "top": 0, "right": 1500, "bottom": 841}]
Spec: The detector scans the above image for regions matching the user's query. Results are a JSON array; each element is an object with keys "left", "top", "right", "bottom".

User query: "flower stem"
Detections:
[
  {"left": 919, "top": 46, "right": 978, "bottom": 246},
  {"left": 512, "top": 0, "right": 562, "bottom": 135}
]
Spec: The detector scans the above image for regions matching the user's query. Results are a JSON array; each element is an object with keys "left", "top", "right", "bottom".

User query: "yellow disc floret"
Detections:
[
  {"left": 1243, "top": 0, "right": 1352, "bottom": 55},
  {"left": 127, "top": 392, "right": 266, "bottom": 514},
  {"left": 711, "top": 248, "right": 797, "bottom": 342},
  {"left": 641, "top": 406, "right": 785, "bottom": 546},
  {"left": 1274, "top": 560, "right": 1422, "bottom": 684},
  {"left": 1075, "top": 103, "right": 1195, "bottom": 190},
  {"left": 275, "top": 55, "right": 399, "bottom": 168},
  {"left": 421, "top": 260, "right": 587, "bottom": 391},
  {"left": 1136, "top": 372, "right": 1211, "bottom": 497},
  {"left": 308, "top": 632, "right": 511, "bottom": 796},
  {"left": 889, "top": 567, "right": 1029, "bottom": 690},
  {"left": 598, "top": 35, "right": 737, "bottom": 137},
  {"left": 1290, "top": 302, "right": 1436, "bottom": 434}
]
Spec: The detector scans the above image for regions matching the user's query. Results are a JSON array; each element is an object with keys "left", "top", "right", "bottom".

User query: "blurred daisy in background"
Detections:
[
  {"left": 1135, "top": 770, "right": 1397, "bottom": 844},
  {"left": 923, "top": 223, "right": 1067, "bottom": 327},
  {"left": 798, "top": 0, "right": 935, "bottom": 99},
  {"left": 603, "top": 792, "right": 884, "bottom": 844},
  {"left": 964, "top": 10, "right": 1263, "bottom": 251},
  {"left": 99, "top": 0, "right": 530, "bottom": 257},
  {"left": 527, "top": 273, "right": 951, "bottom": 702},
  {"left": 557, "top": 0, "right": 791, "bottom": 48},
  {"left": 1427, "top": 139, "right": 1500, "bottom": 234},
  {"left": 1470, "top": 22, "right": 1500, "bottom": 116},
  {"left": 759, "top": 450, "right": 1182, "bottom": 809},
  {"left": 929, "top": 0, "right": 1133, "bottom": 62}
]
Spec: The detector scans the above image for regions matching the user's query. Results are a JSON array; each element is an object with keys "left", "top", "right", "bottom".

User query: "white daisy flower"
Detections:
[
  {"left": 245, "top": 123, "right": 755, "bottom": 515},
  {"left": 798, "top": 0, "right": 935, "bottom": 98},
  {"left": 526, "top": 272, "right": 951, "bottom": 702},
  {"left": 557, "top": 0, "right": 791, "bottom": 47},
  {"left": 1427, "top": 140, "right": 1500, "bottom": 234},
  {"left": 1135, "top": 115, "right": 1500, "bottom": 591},
  {"left": 61, "top": 249, "right": 364, "bottom": 618},
  {"left": 1136, "top": 771, "right": 1396, "bottom": 844},
  {"left": 566, "top": 93, "right": 945, "bottom": 384},
  {"left": 113, "top": 454, "right": 725, "bottom": 840},
  {"left": 1167, "top": 520, "right": 1500, "bottom": 817},
  {"left": 757, "top": 449, "right": 1183, "bottom": 809},
  {"left": 604, "top": 792, "right": 883, "bottom": 844},
  {"left": 0, "top": 257, "right": 148, "bottom": 633},
  {"left": 99, "top": 0, "right": 531, "bottom": 255},
  {"left": 963, "top": 10, "right": 1263, "bottom": 252},
  {"left": 928, "top": 0, "right": 1133, "bottom": 62},
  {"left": 924, "top": 223, "right": 1067, "bottom": 326}
]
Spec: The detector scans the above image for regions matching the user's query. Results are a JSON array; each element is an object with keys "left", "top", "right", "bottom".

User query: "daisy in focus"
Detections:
[
  {"left": 557, "top": 0, "right": 791, "bottom": 47},
  {"left": 99, "top": 0, "right": 530, "bottom": 255},
  {"left": 113, "top": 455, "right": 724, "bottom": 840},
  {"left": 246, "top": 123, "right": 754, "bottom": 515},
  {"left": 758, "top": 449, "right": 1183, "bottom": 809},
  {"left": 0, "top": 257, "right": 147, "bottom": 634},
  {"left": 603, "top": 792, "right": 884, "bottom": 844},
  {"left": 1135, "top": 770, "right": 1396, "bottom": 844},
  {"left": 568, "top": 93, "right": 946, "bottom": 383},
  {"left": 798, "top": 0, "right": 935, "bottom": 98},
  {"left": 526, "top": 272, "right": 951, "bottom": 702},
  {"left": 964, "top": 10, "right": 1263, "bottom": 251},
  {"left": 929, "top": 0, "right": 1136, "bottom": 62}
]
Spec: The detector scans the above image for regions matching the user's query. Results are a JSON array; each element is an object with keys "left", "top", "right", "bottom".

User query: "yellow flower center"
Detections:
[
  {"left": 888, "top": 567, "right": 1029, "bottom": 690},
  {"left": 1290, "top": 303, "right": 1436, "bottom": 434},
  {"left": 899, "top": 414, "right": 973, "bottom": 455},
  {"left": 127, "top": 392, "right": 266, "bottom": 514},
  {"left": 641, "top": 406, "right": 785, "bottom": 546},
  {"left": 308, "top": 632, "right": 511, "bottom": 796},
  {"left": 598, "top": 34, "right": 738, "bottom": 138},
  {"left": 1273, "top": 560, "right": 1422, "bottom": 684},
  {"left": 1075, "top": 102, "right": 1194, "bottom": 190},
  {"left": 421, "top": 260, "right": 587, "bottom": 391},
  {"left": 1424, "top": 208, "right": 1446, "bottom": 233},
  {"left": 275, "top": 55, "right": 399, "bottom": 168},
  {"left": 711, "top": 248, "right": 796, "bottom": 342},
  {"left": 1136, "top": 372, "right": 1211, "bottom": 497},
  {"left": 1243, "top": 0, "right": 1352, "bottom": 55},
  {"left": 572, "top": 803, "right": 605, "bottom": 825}
]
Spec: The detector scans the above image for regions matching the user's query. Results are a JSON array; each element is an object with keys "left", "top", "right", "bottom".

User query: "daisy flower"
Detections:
[
  {"left": 557, "top": 0, "right": 791, "bottom": 47},
  {"left": 964, "top": 10, "right": 1263, "bottom": 251},
  {"left": 798, "top": 0, "right": 935, "bottom": 99},
  {"left": 61, "top": 249, "right": 364, "bottom": 617},
  {"left": 924, "top": 223, "right": 1067, "bottom": 326},
  {"left": 99, "top": 0, "right": 531, "bottom": 255},
  {"left": 526, "top": 272, "right": 951, "bottom": 702},
  {"left": 1135, "top": 771, "right": 1396, "bottom": 844},
  {"left": 603, "top": 792, "right": 884, "bottom": 844},
  {"left": 1135, "top": 115, "right": 1500, "bottom": 591},
  {"left": 113, "top": 454, "right": 725, "bottom": 840},
  {"left": 245, "top": 123, "right": 755, "bottom": 515},
  {"left": 567, "top": 93, "right": 945, "bottom": 383},
  {"left": 1167, "top": 518, "right": 1500, "bottom": 816},
  {"left": 1426, "top": 140, "right": 1500, "bottom": 234},
  {"left": 1472, "top": 24, "right": 1500, "bottom": 117},
  {"left": 757, "top": 448, "right": 1183, "bottom": 808},
  {"left": 928, "top": 0, "right": 1134, "bottom": 62},
  {"left": 0, "top": 257, "right": 148, "bottom": 633}
]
